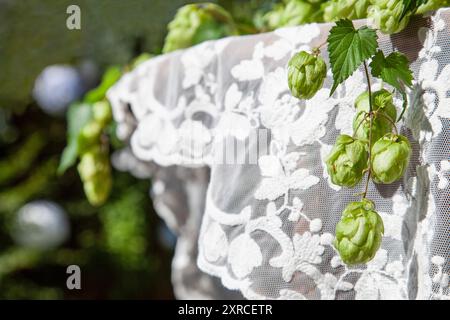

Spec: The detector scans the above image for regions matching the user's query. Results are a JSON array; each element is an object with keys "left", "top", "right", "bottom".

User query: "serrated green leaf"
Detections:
[
  {"left": 84, "top": 66, "right": 122, "bottom": 104},
  {"left": 58, "top": 103, "right": 93, "bottom": 174},
  {"left": 370, "top": 50, "right": 413, "bottom": 121},
  {"left": 327, "top": 19, "right": 378, "bottom": 95},
  {"left": 370, "top": 50, "right": 413, "bottom": 91}
]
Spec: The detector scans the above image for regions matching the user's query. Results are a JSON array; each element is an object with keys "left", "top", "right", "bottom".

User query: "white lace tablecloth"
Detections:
[{"left": 107, "top": 8, "right": 450, "bottom": 300}]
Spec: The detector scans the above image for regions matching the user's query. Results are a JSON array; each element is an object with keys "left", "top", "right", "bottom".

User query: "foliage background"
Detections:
[{"left": 0, "top": 0, "right": 277, "bottom": 299}]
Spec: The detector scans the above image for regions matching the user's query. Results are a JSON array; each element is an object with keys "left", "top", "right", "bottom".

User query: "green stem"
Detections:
[
  {"left": 362, "top": 114, "right": 373, "bottom": 199},
  {"left": 363, "top": 61, "right": 373, "bottom": 113},
  {"left": 362, "top": 61, "right": 373, "bottom": 199},
  {"left": 317, "top": 40, "right": 327, "bottom": 49}
]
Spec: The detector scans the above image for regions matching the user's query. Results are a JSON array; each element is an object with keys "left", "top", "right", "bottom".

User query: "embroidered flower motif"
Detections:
[
  {"left": 282, "top": 232, "right": 325, "bottom": 282},
  {"left": 231, "top": 42, "right": 265, "bottom": 81},
  {"left": 333, "top": 70, "right": 367, "bottom": 134},
  {"left": 288, "top": 88, "right": 335, "bottom": 146},
  {"left": 414, "top": 58, "right": 450, "bottom": 140},
  {"left": 278, "top": 289, "right": 307, "bottom": 300},
  {"left": 258, "top": 67, "right": 291, "bottom": 109},
  {"left": 255, "top": 153, "right": 319, "bottom": 201},
  {"left": 378, "top": 192, "right": 410, "bottom": 241},
  {"left": 203, "top": 221, "right": 228, "bottom": 263},
  {"left": 177, "top": 119, "right": 212, "bottom": 160},
  {"left": 331, "top": 255, "right": 343, "bottom": 268},
  {"left": 354, "top": 250, "right": 405, "bottom": 300},
  {"left": 309, "top": 219, "right": 323, "bottom": 233},
  {"left": 216, "top": 83, "right": 255, "bottom": 140},
  {"left": 431, "top": 255, "right": 450, "bottom": 300},
  {"left": 131, "top": 112, "right": 178, "bottom": 161},
  {"left": 263, "top": 39, "right": 295, "bottom": 61},
  {"left": 418, "top": 16, "right": 445, "bottom": 60},
  {"left": 288, "top": 197, "right": 304, "bottom": 222},
  {"left": 228, "top": 233, "right": 263, "bottom": 278},
  {"left": 318, "top": 273, "right": 353, "bottom": 300},
  {"left": 431, "top": 160, "right": 450, "bottom": 189},
  {"left": 274, "top": 23, "right": 320, "bottom": 48},
  {"left": 293, "top": 232, "right": 324, "bottom": 264},
  {"left": 181, "top": 44, "right": 215, "bottom": 89},
  {"left": 259, "top": 68, "right": 300, "bottom": 143}
]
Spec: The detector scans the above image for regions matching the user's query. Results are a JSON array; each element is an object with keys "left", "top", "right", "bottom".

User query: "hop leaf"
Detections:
[
  {"left": 370, "top": 50, "right": 413, "bottom": 91},
  {"left": 370, "top": 50, "right": 413, "bottom": 121},
  {"left": 334, "top": 199, "right": 384, "bottom": 265},
  {"left": 58, "top": 103, "right": 93, "bottom": 174},
  {"left": 327, "top": 19, "right": 378, "bottom": 95},
  {"left": 84, "top": 66, "right": 122, "bottom": 104}
]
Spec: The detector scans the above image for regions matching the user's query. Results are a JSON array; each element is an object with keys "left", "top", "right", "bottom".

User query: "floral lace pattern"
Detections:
[{"left": 107, "top": 10, "right": 450, "bottom": 300}]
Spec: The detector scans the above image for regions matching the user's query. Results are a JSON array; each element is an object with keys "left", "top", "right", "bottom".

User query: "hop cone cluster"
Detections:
[
  {"left": 77, "top": 101, "right": 113, "bottom": 206},
  {"left": 259, "top": 0, "right": 447, "bottom": 33},
  {"left": 263, "top": 0, "right": 323, "bottom": 30},
  {"left": 162, "top": 3, "right": 238, "bottom": 53},
  {"left": 334, "top": 199, "right": 384, "bottom": 265},
  {"left": 371, "top": 133, "right": 411, "bottom": 184},
  {"left": 367, "top": 0, "right": 410, "bottom": 34},
  {"left": 288, "top": 51, "right": 327, "bottom": 100},
  {"left": 353, "top": 89, "right": 397, "bottom": 145},
  {"left": 417, "top": 0, "right": 450, "bottom": 14},
  {"left": 323, "top": 0, "right": 370, "bottom": 22}
]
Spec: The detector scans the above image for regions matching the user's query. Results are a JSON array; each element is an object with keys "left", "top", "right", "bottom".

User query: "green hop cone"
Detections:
[
  {"left": 367, "top": 0, "right": 410, "bottom": 34},
  {"left": 371, "top": 133, "right": 411, "bottom": 184},
  {"left": 326, "top": 135, "right": 368, "bottom": 187},
  {"left": 83, "top": 173, "right": 112, "bottom": 207},
  {"left": 334, "top": 199, "right": 384, "bottom": 265},
  {"left": 353, "top": 89, "right": 397, "bottom": 145},
  {"left": 288, "top": 51, "right": 327, "bottom": 100},
  {"left": 262, "top": 4, "right": 285, "bottom": 30},
  {"left": 93, "top": 101, "right": 112, "bottom": 127},
  {"left": 78, "top": 147, "right": 112, "bottom": 206},
  {"left": 417, "top": 0, "right": 450, "bottom": 14},
  {"left": 77, "top": 147, "right": 109, "bottom": 181},
  {"left": 78, "top": 121, "right": 103, "bottom": 153},
  {"left": 323, "top": 0, "right": 370, "bottom": 22},
  {"left": 162, "top": 3, "right": 238, "bottom": 53},
  {"left": 263, "top": 0, "right": 323, "bottom": 30}
]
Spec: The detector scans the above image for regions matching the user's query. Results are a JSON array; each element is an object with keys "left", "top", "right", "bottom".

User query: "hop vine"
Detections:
[{"left": 287, "top": 18, "right": 414, "bottom": 264}]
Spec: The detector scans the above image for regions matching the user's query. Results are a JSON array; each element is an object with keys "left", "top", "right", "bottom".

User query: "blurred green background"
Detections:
[
  {"left": 0, "top": 0, "right": 277, "bottom": 299},
  {"left": 0, "top": 0, "right": 186, "bottom": 299},
  {"left": 0, "top": 0, "right": 280, "bottom": 299}
]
